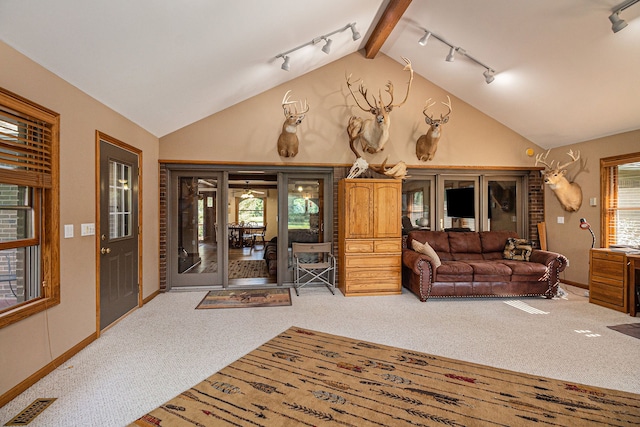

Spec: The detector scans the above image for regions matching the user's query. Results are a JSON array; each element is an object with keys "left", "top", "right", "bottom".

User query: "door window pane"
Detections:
[{"left": 109, "top": 160, "right": 132, "bottom": 239}]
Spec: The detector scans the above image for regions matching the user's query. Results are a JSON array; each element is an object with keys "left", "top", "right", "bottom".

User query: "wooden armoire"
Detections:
[{"left": 338, "top": 178, "right": 402, "bottom": 296}]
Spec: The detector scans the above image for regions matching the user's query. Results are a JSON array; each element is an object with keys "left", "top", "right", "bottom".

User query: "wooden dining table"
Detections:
[{"left": 228, "top": 224, "right": 265, "bottom": 248}]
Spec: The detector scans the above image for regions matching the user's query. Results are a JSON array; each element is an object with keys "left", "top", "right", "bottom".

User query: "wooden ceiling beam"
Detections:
[{"left": 364, "top": 0, "right": 412, "bottom": 59}]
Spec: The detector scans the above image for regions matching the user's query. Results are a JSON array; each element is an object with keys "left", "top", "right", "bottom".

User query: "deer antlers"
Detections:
[
  {"left": 282, "top": 90, "right": 309, "bottom": 117},
  {"left": 423, "top": 95, "right": 452, "bottom": 124},
  {"left": 345, "top": 56, "right": 414, "bottom": 113},
  {"left": 535, "top": 149, "right": 580, "bottom": 171}
]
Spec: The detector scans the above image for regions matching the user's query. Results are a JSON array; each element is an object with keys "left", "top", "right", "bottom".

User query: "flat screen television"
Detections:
[{"left": 446, "top": 187, "right": 475, "bottom": 218}]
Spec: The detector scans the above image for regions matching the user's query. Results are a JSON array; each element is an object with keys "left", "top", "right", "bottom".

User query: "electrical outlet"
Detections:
[
  {"left": 557, "top": 216, "right": 564, "bottom": 224},
  {"left": 64, "top": 224, "right": 74, "bottom": 238},
  {"left": 81, "top": 223, "right": 95, "bottom": 236}
]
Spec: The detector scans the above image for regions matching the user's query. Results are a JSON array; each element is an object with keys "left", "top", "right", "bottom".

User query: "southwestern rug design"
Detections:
[
  {"left": 195, "top": 288, "right": 291, "bottom": 309},
  {"left": 229, "top": 259, "right": 269, "bottom": 279},
  {"left": 129, "top": 326, "right": 640, "bottom": 426},
  {"left": 607, "top": 322, "right": 640, "bottom": 339}
]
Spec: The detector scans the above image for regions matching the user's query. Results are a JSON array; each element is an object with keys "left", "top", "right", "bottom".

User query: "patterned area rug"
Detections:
[
  {"left": 195, "top": 288, "right": 291, "bottom": 309},
  {"left": 229, "top": 259, "right": 269, "bottom": 279},
  {"left": 129, "top": 327, "right": 640, "bottom": 426},
  {"left": 607, "top": 322, "right": 640, "bottom": 339}
]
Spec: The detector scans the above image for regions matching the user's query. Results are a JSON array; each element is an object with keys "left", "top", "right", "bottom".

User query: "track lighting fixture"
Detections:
[
  {"left": 445, "top": 46, "right": 456, "bottom": 62},
  {"left": 483, "top": 69, "right": 495, "bottom": 84},
  {"left": 275, "top": 22, "right": 360, "bottom": 71},
  {"left": 418, "top": 28, "right": 497, "bottom": 84},
  {"left": 321, "top": 37, "right": 332, "bottom": 54},
  {"left": 418, "top": 31, "right": 431, "bottom": 46},
  {"left": 609, "top": 0, "right": 640, "bottom": 33},
  {"left": 281, "top": 55, "right": 290, "bottom": 71},
  {"left": 349, "top": 23, "right": 361, "bottom": 41}
]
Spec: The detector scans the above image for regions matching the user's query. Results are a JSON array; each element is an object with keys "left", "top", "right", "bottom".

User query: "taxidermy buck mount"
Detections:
[
  {"left": 535, "top": 149, "right": 583, "bottom": 212},
  {"left": 416, "top": 96, "right": 452, "bottom": 161},
  {"left": 277, "top": 90, "right": 309, "bottom": 157},
  {"left": 346, "top": 57, "right": 414, "bottom": 154}
]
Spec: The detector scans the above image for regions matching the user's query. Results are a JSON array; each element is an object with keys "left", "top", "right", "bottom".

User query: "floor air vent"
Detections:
[{"left": 4, "top": 398, "right": 56, "bottom": 426}]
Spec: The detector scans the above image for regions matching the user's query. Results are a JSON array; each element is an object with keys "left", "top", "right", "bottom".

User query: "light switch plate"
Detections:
[
  {"left": 557, "top": 216, "right": 564, "bottom": 224},
  {"left": 64, "top": 224, "right": 74, "bottom": 238}
]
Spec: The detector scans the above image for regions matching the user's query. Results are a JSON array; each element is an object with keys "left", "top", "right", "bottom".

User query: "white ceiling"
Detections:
[{"left": 1, "top": 0, "right": 639, "bottom": 149}]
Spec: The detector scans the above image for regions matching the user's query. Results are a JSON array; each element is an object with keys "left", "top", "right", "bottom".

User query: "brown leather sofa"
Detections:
[{"left": 402, "top": 230, "right": 568, "bottom": 302}]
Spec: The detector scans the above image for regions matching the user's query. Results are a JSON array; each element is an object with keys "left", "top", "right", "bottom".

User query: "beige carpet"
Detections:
[
  {"left": 130, "top": 326, "right": 640, "bottom": 426},
  {"left": 3, "top": 285, "right": 640, "bottom": 427}
]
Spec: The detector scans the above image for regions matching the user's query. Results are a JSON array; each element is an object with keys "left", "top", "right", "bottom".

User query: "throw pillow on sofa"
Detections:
[
  {"left": 412, "top": 240, "right": 442, "bottom": 268},
  {"left": 503, "top": 237, "right": 533, "bottom": 261}
]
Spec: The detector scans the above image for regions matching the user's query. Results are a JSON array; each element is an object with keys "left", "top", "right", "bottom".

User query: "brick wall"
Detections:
[{"left": 159, "top": 165, "right": 168, "bottom": 291}]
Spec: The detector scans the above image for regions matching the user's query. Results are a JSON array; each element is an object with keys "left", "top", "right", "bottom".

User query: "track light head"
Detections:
[
  {"left": 418, "top": 31, "right": 432, "bottom": 46},
  {"left": 350, "top": 24, "right": 361, "bottom": 41},
  {"left": 281, "top": 56, "right": 290, "bottom": 71},
  {"left": 446, "top": 46, "right": 456, "bottom": 62},
  {"left": 483, "top": 69, "right": 495, "bottom": 84},
  {"left": 609, "top": 12, "right": 628, "bottom": 33},
  {"left": 321, "top": 37, "right": 332, "bottom": 54}
]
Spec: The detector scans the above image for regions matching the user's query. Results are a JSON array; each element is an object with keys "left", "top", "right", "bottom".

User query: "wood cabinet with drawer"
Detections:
[
  {"left": 589, "top": 249, "right": 628, "bottom": 312},
  {"left": 338, "top": 179, "right": 402, "bottom": 296}
]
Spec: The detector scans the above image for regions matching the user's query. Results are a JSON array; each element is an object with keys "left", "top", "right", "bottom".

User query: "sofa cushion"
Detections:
[
  {"left": 411, "top": 239, "right": 442, "bottom": 268},
  {"left": 499, "top": 260, "right": 547, "bottom": 281},
  {"left": 434, "top": 261, "right": 473, "bottom": 282},
  {"left": 449, "top": 232, "right": 482, "bottom": 254},
  {"left": 480, "top": 231, "right": 518, "bottom": 252},
  {"left": 466, "top": 261, "right": 512, "bottom": 282},
  {"left": 503, "top": 238, "right": 533, "bottom": 261},
  {"left": 408, "top": 231, "right": 452, "bottom": 260}
]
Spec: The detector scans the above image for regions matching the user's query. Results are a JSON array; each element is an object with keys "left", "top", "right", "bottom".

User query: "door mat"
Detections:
[
  {"left": 229, "top": 259, "right": 269, "bottom": 279},
  {"left": 129, "top": 326, "right": 640, "bottom": 426},
  {"left": 607, "top": 322, "right": 640, "bottom": 339},
  {"left": 4, "top": 398, "right": 56, "bottom": 426},
  {"left": 195, "top": 288, "right": 291, "bottom": 309}
]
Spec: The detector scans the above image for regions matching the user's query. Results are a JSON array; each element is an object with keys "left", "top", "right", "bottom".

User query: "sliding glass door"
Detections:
[
  {"left": 170, "top": 172, "right": 223, "bottom": 287},
  {"left": 277, "top": 172, "right": 333, "bottom": 284}
]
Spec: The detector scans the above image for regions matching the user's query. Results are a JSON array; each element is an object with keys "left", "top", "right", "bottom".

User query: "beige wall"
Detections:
[
  {"left": 544, "top": 130, "right": 640, "bottom": 285},
  {"left": 0, "top": 41, "right": 160, "bottom": 398},
  {"left": 160, "top": 53, "right": 539, "bottom": 167}
]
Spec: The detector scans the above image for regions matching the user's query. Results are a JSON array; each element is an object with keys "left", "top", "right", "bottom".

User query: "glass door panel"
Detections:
[
  {"left": 442, "top": 178, "right": 478, "bottom": 231},
  {"left": 487, "top": 179, "right": 519, "bottom": 233},
  {"left": 172, "top": 174, "right": 221, "bottom": 287},
  {"left": 278, "top": 173, "right": 331, "bottom": 284},
  {"left": 402, "top": 178, "right": 434, "bottom": 233}
]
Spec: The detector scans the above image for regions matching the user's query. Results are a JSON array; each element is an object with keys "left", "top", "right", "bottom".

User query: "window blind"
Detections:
[{"left": 0, "top": 89, "right": 58, "bottom": 189}]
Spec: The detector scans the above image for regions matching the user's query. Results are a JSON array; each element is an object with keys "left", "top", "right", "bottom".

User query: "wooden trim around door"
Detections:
[{"left": 95, "top": 131, "right": 143, "bottom": 337}]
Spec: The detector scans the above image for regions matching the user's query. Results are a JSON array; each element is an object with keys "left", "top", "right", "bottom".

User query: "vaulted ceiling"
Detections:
[{"left": 1, "top": 0, "right": 639, "bottom": 149}]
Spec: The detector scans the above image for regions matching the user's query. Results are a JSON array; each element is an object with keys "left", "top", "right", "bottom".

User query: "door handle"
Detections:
[{"left": 101, "top": 247, "right": 111, "bottom": 254}]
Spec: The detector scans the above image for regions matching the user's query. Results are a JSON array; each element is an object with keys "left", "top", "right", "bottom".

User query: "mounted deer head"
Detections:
[
  {"left": 535, "top": 149, "right": 583, "bottom": 212},
  {"left": 346, "top": 57, "right": 414, "bottom": 154},
  {"left": 277, "top": 90, "right": 309, "bottom": 157},
  {"left": 415, "top": 96, "right": 452, "bottom": 161}
]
